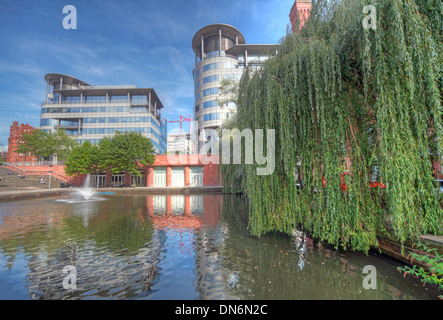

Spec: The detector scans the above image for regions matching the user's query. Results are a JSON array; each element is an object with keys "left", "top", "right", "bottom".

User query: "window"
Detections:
[
  {"left": 40, "top": 119, "right": 58, "bottom": 127},
  {"left": 203, "top": 75, "right": 219, "bottom": 84},
  {"left": 85, "top": 96, "right": 107, "bottom": 103},
  {"left": 203, "top": 87, "right": 219, "bottom": 97},
  {"left": 82, "top": 127, "right": 150, "bottom": 135},
  {"left": 62, "top": 96, "right": 81, "bottom": 104},
  {"left": 60, "top": 120, "right": 79, "bottom": 127},
  {"left": 203, "top": 63, "right": 218, "bottom": 72},
  {"left": 130, "top": 106, "right": 148, "bottom": 113},
  {"left": 111, "top": 174, "right": 125, "bottom": 187},
  {"left": 203, "top": 100, "right": 218, "bottom": 109},
  {"left": 131, "top": 173, "right": 145, "bottom": 187},
  {"left": 110, "top": 95, "right": 128, "bottom": 103},
  {"left": 131, "top": 95, "right": 148, "bottom": 104},
  {"left": 203, "top": 113, "right": 221, "bottom": 121}
]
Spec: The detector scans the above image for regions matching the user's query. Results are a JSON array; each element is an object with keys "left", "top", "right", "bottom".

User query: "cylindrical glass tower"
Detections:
[{"left": 192, "top": 24, "right": 246, "bottom": 152}]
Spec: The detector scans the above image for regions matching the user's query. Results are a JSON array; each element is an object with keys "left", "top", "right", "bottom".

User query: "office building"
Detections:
[
  {"left": 167, "top": 133, "right": 193, "bottom": 154},
  {"left": 40, "top": 73, "right": 168, "bottom": 154},
  {"left": 192, "top": 24, "right": 278, "bottom": 150}
]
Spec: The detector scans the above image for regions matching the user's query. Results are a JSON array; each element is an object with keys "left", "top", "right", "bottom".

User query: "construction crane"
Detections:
[{"left": 169, "top": 115, "right": 193, "bottom": 134}]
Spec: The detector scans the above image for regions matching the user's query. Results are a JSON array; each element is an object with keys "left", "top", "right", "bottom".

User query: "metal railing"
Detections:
[
  {"left": 1, "top": 162, "right": 26, "bottom": 172},
  {"left": 1, "top": 161, "right": 75, "bottom": 185},
  {"left": 10, "top": 161, "right": 66, "bottom": 166}
]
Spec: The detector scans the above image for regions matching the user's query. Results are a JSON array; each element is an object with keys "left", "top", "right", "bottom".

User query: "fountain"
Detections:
[
  {"left": 54, "top": 174, "right": 113, "bottom": 205},
  {"left": 55, "top": 174, "right": 104, "bottom": 204},
  {"left": 74, "top": 174, "right": 96, "bottom": 201}
]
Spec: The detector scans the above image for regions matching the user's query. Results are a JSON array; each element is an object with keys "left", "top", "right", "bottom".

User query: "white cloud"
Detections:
[{"left": 0, "top": 145, "right": 8, "bottom": 153}]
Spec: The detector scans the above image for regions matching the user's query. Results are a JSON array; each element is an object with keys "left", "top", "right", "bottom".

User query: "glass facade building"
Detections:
[
  {"left": 192, "top": 24, "right": 278, "bottom": 150},
  {"left": 40, "top": 74, "right": 168, "bottom": 154}
]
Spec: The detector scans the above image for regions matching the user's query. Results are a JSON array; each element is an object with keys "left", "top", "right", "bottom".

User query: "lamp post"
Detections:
[{"left": 49, "top": 165, "right": 53, "bottom": 190}]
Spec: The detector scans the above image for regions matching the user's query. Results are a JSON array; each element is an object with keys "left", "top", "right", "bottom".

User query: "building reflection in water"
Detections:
[
  {"left": 147, "top": 194, "right": 220, "bottom": 231},
  {"left": 20, "top": 194, "right": 223, "bottom": 300},
  {"left": 147, "top": 194, "right": 226, "bottom": 299}
]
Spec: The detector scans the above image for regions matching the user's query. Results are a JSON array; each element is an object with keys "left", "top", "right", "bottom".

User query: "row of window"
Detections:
[
  {"left": 51, "top": 94, "right": 148, "bottom": 104},
  {"left": 195, "top": 87, "right": 220, "bottom": 100},
  {"left": 195, "top": 112, "right": 234, "bottom": 123},
  {"left": 202, "top": 113, "right": 221, "bottom": 122},
  {"left": 42, "top": 106, "right": 131, "bottom": 114},
  {"left": 40, "top": 119, "right": 63, "bottom": 127},
  {"left": 82, "top": 127, "right": 151, "bottom": 135},
  {"left": 83, "top": 116, "right": 154, "bottom": 124},
  {"left": 203, "top": 75, "right": 219, "bottom": 85},
  {"left": 194, "top": 62, "right": 238, "bottom": 78},
  {"left": 203, "top": 87, "right": 219, "bottom": 97},
  {"left": 59, "top": 120, "right": 79, "bottom": 126},
  {"left": 195, "top": 101, "right": 236, "bottom": 113},
  {"left": 203, "top": 100, "right": 219, "bottom": 109},
  {"left": 196, "top": 75, "right": 219, "bottom": 89},
  {"left": 82, "top": 125, "right": 166, "bottom": 146},
  {"left": 41, "top": 115, "right": 164, "bottom": 132},
  {"left": 195, "top": 74, "right": 242, "bottom": 90}
]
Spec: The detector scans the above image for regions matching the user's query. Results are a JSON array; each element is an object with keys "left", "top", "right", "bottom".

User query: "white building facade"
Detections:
[{"left": 192, "top": 24, "right": 278, "bottom": 150}]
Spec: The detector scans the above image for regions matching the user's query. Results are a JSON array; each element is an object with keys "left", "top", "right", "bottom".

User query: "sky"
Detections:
[{"left": 0, "top": 0, "right": 295, "bottom": 150}]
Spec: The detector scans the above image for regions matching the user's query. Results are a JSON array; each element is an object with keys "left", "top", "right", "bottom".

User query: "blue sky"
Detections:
[{"left": 0, "top": 0, "right": 294, "bottom": 149}]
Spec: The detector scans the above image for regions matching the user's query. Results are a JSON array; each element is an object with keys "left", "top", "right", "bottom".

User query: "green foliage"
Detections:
[
  {"left": 217, "top": 78, "right": 240, "bottom": 107},
  {"left": 99, "top": 132, "right": 156, "bottom": 176},
  {"left": 398, "top": 243, "right": 443, "bottom": 299},
  {"left": 219, "top": 0, "right": 443, "bottom": 252},
  {"left": 65, "top": 132, "right": 156, "bottom": 177},
  {"left": 15, "top": 129, "right": 79, "bottom": 161},
  {"left": 65, "top": 140, "right": 100, "bottom": 176}
]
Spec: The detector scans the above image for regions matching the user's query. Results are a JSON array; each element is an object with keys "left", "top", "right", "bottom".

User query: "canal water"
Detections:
[{"left": 0, "top": 193, "right": 439, "bottom": 300}]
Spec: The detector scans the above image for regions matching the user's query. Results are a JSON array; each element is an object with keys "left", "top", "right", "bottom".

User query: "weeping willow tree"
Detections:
[{"left": 220, "top": 0, "right": 442, "bottom": 252}]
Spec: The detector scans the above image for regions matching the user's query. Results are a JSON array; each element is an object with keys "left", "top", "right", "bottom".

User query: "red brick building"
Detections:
[
  {"left": 290, "top": 0, "right": 312, "bottom": 31},
  {"left": 88, "top": 155, "right": 221, "bottom": 188},
  {"left": 6, "top": 121, "right": 38, "bottom": 163}
]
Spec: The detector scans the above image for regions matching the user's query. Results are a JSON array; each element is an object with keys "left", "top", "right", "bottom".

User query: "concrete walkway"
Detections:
[
  {"left": 0, "top": 188, "right": 72, "bottom": 202},
  {"left": 0, "top": 186, "right": 223, "bottom": 202}
]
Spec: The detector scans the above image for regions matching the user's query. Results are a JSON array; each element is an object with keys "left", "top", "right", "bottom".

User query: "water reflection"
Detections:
[{"left": 0, "top": 194, "right": 440, "bottom": 300}]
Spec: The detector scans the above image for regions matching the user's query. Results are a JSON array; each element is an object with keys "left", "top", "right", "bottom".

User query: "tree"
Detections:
[
  {"left": 65, "top": 141, "right": 100, "bottom": 176},
  {"left": 15, "top": 129, "right": 79, "bottom": 162},
  {"left": 220, "top": 0, "right": 443, "bottom": 252},
  {"left": 65, "top": 133, "right": 156, "bottom": 177},
  {"left": 15, "top": 130, "right": 48, "bottom": 161},
  {"left": 99, "top": 132, "right": 156, "bottom": 176},
  {"left": 217, "top": 78, "right": 239, "bottom": 107}
]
